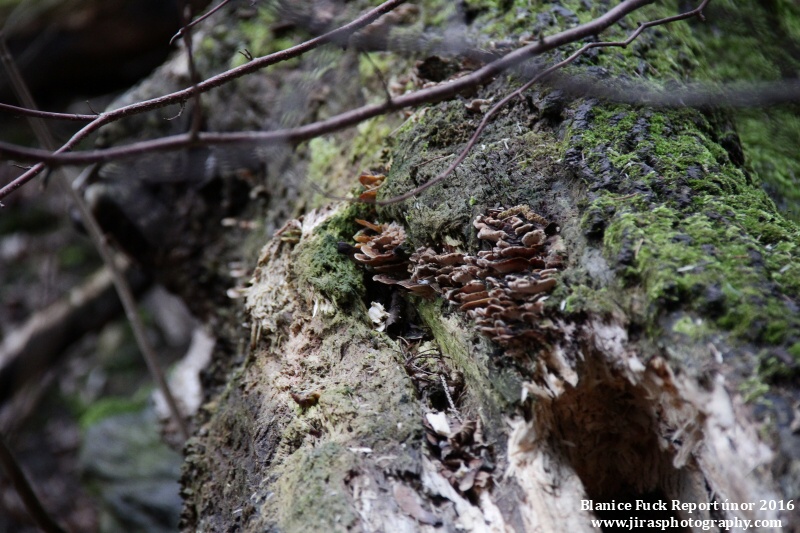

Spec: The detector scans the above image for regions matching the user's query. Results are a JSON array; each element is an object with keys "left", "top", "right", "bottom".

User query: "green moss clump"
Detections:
[
  {"left": 553, "top": 284, "right": 617, "bottom": 316},
  {"left": 547, "top": 2, "right": 800, "bottom": 223},
  {"left": 307, "top": 136, "right": 344, "bottom": 189},
  {"left": 0, "top": 206, "right": 59, "bottom": 235},
  {"left": 569, "top": 102, "right": 800, "bottom": 358},
  {"left": 684, "top": 2, "right": 800, "bottom": 222},
  {"left": 788, "top": 342, "right": 800, "bottom": 360},
  {"left": 293, "top": 206, "right": 370, "bottom": 308},
  {"left": 737, "top": 110, "right": 800, "bottom": 221},
  {"left": 303, "top": 116, "right": 394, "bottom": 210}
]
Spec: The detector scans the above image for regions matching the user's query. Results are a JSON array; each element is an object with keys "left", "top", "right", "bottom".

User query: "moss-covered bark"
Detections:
[{"left": 88, "top": 1, "right": 800, "bottom": 531}]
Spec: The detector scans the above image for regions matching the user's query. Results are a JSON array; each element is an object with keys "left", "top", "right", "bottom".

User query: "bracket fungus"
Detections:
[
  {"left": 357, "top": 172, "right": 386, "bottom": 202},
  {"left": 351, "top": 218, "right": 409, "bottom": 273},
  {"left": 347, "top": 206, "right": 566, "bottom": 359}
]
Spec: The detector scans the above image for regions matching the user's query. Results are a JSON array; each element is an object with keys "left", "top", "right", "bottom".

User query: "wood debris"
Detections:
[{"left": 423, "top": 413, "right": 494, "bottom": 497}]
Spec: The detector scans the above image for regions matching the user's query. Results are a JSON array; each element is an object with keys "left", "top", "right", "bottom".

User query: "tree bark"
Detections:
[{"left": 89, "top": 1, "right": 800, "bottom": 531}]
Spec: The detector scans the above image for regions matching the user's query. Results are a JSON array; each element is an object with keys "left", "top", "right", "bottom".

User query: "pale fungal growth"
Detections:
[
  {"left": 346, "top": 206, "right": 566, "bottom": 358},
  {"left": 368, "top": 301, "right": 390, "bottom": 331}
]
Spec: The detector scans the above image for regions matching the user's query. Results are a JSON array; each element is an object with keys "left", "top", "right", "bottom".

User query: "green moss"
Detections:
[
  {"left": 671, "top": 2, "right": 800, "bottom": 221},
  {"left": 738, "top": 344, "right": 800, "bottom": 404},
  {"left": 569, "top": 102, "right": 800, "bottom": 355},
  {"left": 552, "top": 284, "right": 616, "bottom": 316},
  {"left": 740, "top": 376, "right": 770, "bottom": 404},
  {"left": 79, "top": 395, "right": 148, "bottom": 430},
  {"left": 294, "top": 207, "right": 369, "bottom": 307},
  {"left": 350, "top": 119, "right": 392, "bottom": 168},
  {"left": 237, "top": 6, "right": 298, "bottom": 58},
  {"left": 380, "top": 98, "right": 565, "bottom": 249},
  {"left": 307, "top": 136, "right": 343, "bottom": 187},
  {"left": 788, "top": 342, "right": 800, "bottom": 360},
  {"left": 58, "top": 243, "right": 92, "bottom": 268},
  {"left": 737, "top": 109, "right": 800, "bottom": 221},
  {"left": 303, "top": 115, "right": 394, "bottom": 210},
  {"left": 0, "top": 206, "right": 59, "bottom": 235},
  {"left": 263, "top": 314, "right": 421, "bottom": 530},
  {"left": 460, "top": 0, "right": 596, "bottom": 41},
  {"left": 671, "top": 315, "right": 711, "bottom": 341},
  {"left": 420, "top": 0, "right": 458, "bottom": 27},
  {"left": 377, "top": 0, "right": 800, "bottom": 362},
  {"left": 357, "top": 52, "right": 395, "bottom": 100},
  {"left": 556, "top": 2, "right": 800, "bottom": 223},
  {"left": 275, "top": 443, "right": 359, "bottom": 532}
]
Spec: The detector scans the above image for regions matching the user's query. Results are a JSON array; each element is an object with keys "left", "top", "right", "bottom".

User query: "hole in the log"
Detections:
[{"left": 545, "top": 359, "right": 692, "bottom": 530}]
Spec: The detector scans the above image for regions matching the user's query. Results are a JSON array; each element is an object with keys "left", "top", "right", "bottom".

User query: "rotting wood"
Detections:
[{"left": 59, "top": 1, "right": 799, "bottom": 531}]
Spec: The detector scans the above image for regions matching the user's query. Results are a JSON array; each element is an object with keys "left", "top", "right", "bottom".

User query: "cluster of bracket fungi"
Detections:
[{"left": 348, "top": 205, "right": 565, "bottom": 359}]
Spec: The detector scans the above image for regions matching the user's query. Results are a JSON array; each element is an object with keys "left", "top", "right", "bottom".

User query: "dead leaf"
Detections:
[{"left": 393, "top": 483, "right": 441, "bottom": 525}]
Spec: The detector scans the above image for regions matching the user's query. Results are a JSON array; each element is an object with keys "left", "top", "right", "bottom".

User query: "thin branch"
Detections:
[
  {"left": 170, "top": 0, "right": 234, "bottom": 46},
  {"left": 0, "top": 37, "right": 191, "bottom": 442},
  {"left": 0, "top": 102, "right": 95, "bottom": 121},
  {"left": 375, "top": 0, "right": 713, "bottom": 205},
  {"left": 0, "top": 0, "right": 408, "bottom": 200},
  {"left": 363, "top": 52, "right": 393, "bottom": 103},
  {"left": 84, "top": 100, "right": 100, "bottom": 115},
  {"left": 544, "top": 74, "right": 800, "bottom": 109},
  {"left": 0, "top": 0, "right": 656, "bottom": 173},
  {"left": 6, "top": 0, "right": 788, "bottom": 200},
  {"left": 178, "top": 0, "right": 203, "bottom": 139},
  {"left": 0, "top": 433, "right": 69, "bottom": 533},
  {"left": 0, "top": 262, "right": 151, "bottom": 407}
]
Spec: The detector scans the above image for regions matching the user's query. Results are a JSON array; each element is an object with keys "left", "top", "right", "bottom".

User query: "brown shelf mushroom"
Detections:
[{"left": 349, "top": 206, "right": 567, "bottom": 359}]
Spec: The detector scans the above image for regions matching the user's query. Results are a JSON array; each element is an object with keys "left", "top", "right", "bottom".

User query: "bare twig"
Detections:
[
  {"left": 2, "top": 0, "right": 785, "bottom": 204},
  {"left": 0, "top": 0, "right": 655, "bottom": 173},
  {"left": 0, "top": 263, "right": 151, "bottom": 406},
  {"left": 0, "top": 36, "right": 191, "bottom": 442},
  {"left": 0, "top": 102, "right": 95, "bottom": 121},
  {"left": 84, "top": 100, "right": 100, "bottom": 115},
  {"left": 375, "top": 0, "right": 712, "bottom": 205},
  {"left": 178, "top": 0, "right": 203, "bottom": 139},
  {"left": 363, "top": 52, "right": 393, "bottom": 103},
  {"left": 170, "top": 0, "right": 235, "bottom": 46},
  {"left": 0, "top": 0, "right": 408, "bottom": 200},
  {"left": 0, "top": 433, "right": 68, "bottom": 533},
  {"left": 440, "top": 374, "right": 461, "bottom": 423}
]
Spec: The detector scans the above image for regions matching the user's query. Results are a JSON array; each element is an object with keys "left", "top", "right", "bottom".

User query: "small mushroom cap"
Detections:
[
  {"left": 507, "top": 277, "right": 557, "bottom": 294},
  {"left": 359, "top": 173, "right": 386, "bottom": 187}
]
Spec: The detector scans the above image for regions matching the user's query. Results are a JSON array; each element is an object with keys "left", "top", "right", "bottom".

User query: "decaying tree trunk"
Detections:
[{"left": 86, "top": 1, "right": 800, "bottom": 531}]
